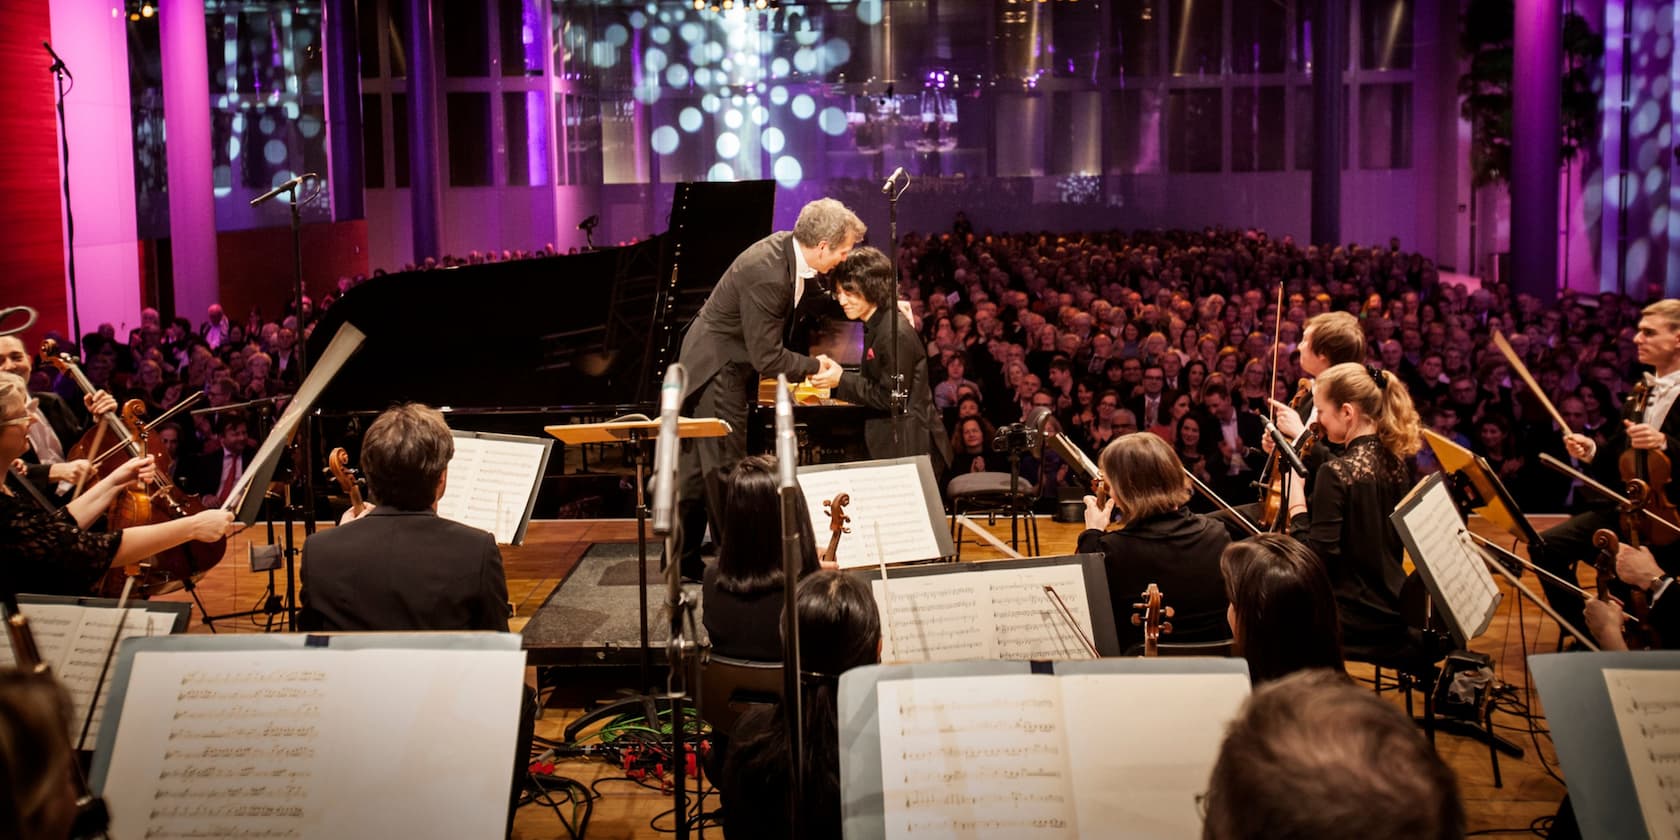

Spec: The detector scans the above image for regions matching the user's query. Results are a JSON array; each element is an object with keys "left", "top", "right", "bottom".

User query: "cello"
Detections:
[
  {"left": 819, "top": 493, "right": 850, "bottom": 567},
  {"left": 41, "top": 342, "right": 227, "bottom": 598},
  {"left": 1131, "top": 583, "right": 1173, "bottom": 657},
  {"left": 327, "top": 447, "right": 367, "bottom": 518}
]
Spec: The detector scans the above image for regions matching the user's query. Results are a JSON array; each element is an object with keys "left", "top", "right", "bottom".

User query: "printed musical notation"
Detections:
[
  {"left": 101, "top": 646, "right": 526, "bottom": 839},
  {"left": 0, "top": 603, "right": 169, "bottom": 749},
  {"left": 435, "top": 434, "right": 547, "bottom": 544},
  {"left": 1394, "top": 479, "right": 1500, "bottom": 643},
  {"left": 797, "top": 463, "right": 942, "bottom": 568},
  {"left": 1603, "top": 669, "right": 1680, "bottom": 840},
  {"left": 879, "top": 676, "right": 1079, "bottom": 840},
  {"left": 872, "top": 564, "right": 1096, "bottom": 663}
]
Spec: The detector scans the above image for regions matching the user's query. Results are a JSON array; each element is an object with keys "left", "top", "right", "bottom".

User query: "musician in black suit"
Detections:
[
  {"left": 1532, "top": 299, "right": 1680, "bottom": 636},
  {"left": 298, "top": 404, "right": 508, "bottom": 632},
  {"left": 676, "top": 198, "right": 861, "bottom": 578},
  {"left": 1584, "top": 543, "right": 1679, "bottom": 649},
  {"left": 1077, "top": 433, "right": 1232, "bottom": 653},
  {"left": 830, "top": 247, "right": 951, "bottom": 477}
]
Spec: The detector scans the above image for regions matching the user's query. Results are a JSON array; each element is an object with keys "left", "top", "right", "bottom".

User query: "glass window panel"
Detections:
[
  {"left": 1360, "top": 0, "right": 1412, "bottom": 70},
  {"left": 443, "top": 0, "right": 490, "bottom": 77},
  {"left": 1166, "top": 88, "right": 1221, "bottom": 172},
  {"left": 1231, "top": 86, "right": 1285, "bottom": 172},
  {"left": 1050, "top": 91, "right": 1102, "bottom": 174},
  {"left": 558, "top": 93, "right": 603, "bottom": 187},
  {"left": 995, "top": 94, "right": 1047, "bottom": 177},
  {"left": 362, "top": 94, "right": 385, "bottom": 188},
  {"left": 1111, "top": 0, "right": 1162, "bottom": 79},
  {"left": 447, "top": 92, "right": 493, "bottom": 185},
  {"left": 1230, "top": 1, "right": 1287, "bottom": 74},
  {"left": 1169, "top": 0, "right": 1221, "bottom": 77},
  {"left": 1107, "top": 88, "right": 1163, "bottom": 174},
  {"left": 1051, "top": 0, "right": 1103, "bottom": 79},
  {"left": 358, "top": 0, "right": 381, "bottom": 78},
  {"left": 393, "top": 92, "right": 410, "bottom": 187},
  {"left": 1359, "top": 83, "right": 1411, "bottom": 169},
  {"left": 389, "top": 0, "right": 409, "bottom": 78},
  {"left": 995, "top": 2, "right": 1048, "bottom": 80},
  {"left": 1292, "top": 85, "right": 1349, "bottom": 170},
  {"left": 504, "top": 92, "right": 550, "bottom": 185},
  {"left": 601, "top": 98, "right": 647, "bottom": 184},
  {"left": 500, "top": 0, "right": 544, "bottom": 76}
]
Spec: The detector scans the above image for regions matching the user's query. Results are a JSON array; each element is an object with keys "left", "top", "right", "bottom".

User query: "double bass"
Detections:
[{"left": 41, "top": 342, "right": 226, "bottom": 598}]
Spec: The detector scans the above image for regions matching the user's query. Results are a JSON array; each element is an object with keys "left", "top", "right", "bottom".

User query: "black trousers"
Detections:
[
  {"left": 678, "top": 363, "right": 756, "bottom": 575},
  {"left": 1529, "top": 507, "right": 1618, "bottom": 638}
]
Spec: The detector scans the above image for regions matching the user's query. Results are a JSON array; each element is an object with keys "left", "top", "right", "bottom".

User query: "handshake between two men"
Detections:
[{"left": 808, "top": 355, "right": 843, "bottom": 390}]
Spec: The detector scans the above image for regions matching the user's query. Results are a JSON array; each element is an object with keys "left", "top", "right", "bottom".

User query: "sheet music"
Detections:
[
  {"left": 872, "top": 564, "right": 1096, "bottom": 663},
  {"left": 101, "top": 647, "right": 524, "bottom": 840},
  {"left": 1603, "top": 669, "right": 1680, "bottom": 840},
  {"left": 798, "top": 462, "right": 942, "bottom": 568},
  {"left": 0, "top": 604, "right": 169, "bottom": 749},
  {"left": 877, "top": 675, "right": 1077, "bottom": 839},
  {"left": 1058, "top": 672, "right": 1251, "bottom": 839},
  {"left": 1393, "top": 477, "right": 1501, "bottom": 644},
  {"left": 435, "top": 434, "right": 547, "bottom": 544}
]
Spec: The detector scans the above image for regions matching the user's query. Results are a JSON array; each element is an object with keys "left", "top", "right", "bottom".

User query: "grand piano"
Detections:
[{"left": 309, "top": 180, "right": 866, "bottom": 518}]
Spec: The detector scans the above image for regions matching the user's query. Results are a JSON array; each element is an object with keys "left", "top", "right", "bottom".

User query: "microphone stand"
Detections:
[
  {"left": 885, "top": 174, "right": 908, "bottom": 442},
  {"left": 774, "top": 375, "right": 804, "bottom": 838},
  {"left": 48, "top": 47, "right": 83, "bottom": 344}
]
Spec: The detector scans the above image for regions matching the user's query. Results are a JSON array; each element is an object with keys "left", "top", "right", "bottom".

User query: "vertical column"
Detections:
[
  {"left": 47, "top": 0, "right": 141, "bottom": 336},
  {"left": 160, "top": 0, "right": 220, "bottom": 321},
  {"left": 1309, "top": 0, "right": 1344, "bottom": 247},
  {"left": 323, "top": 0, "right": 365, "bottom": 221},
  {"left": 406, "top": 0, "right": 443, "bottom": 262},
  {"left": 1512, "top": 0, "right": 1562, "bottom": 301}
]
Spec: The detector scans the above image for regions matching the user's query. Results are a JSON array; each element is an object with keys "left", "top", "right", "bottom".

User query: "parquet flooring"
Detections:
[{"left": 148, "top": 514, "right": 1575, "bottom": 838}]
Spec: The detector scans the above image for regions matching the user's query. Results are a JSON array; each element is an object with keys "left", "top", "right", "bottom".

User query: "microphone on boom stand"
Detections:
[
  {"left": 652, "top": 364, "right": 683, "bottom": 536},
  {"left": 1263, "top": 419, "right": 1310, "bottom": 478}
]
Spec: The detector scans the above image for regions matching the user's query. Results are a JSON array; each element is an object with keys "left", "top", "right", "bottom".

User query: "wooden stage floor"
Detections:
[{"left": 150, "top": 514, "right": 1575, "bottom": 839}]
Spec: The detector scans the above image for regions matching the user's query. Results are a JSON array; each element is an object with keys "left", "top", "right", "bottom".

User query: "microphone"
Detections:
[
  {"left": 775, "top": 374, "right": 797, "bottom": 489},
  {"left": 577, "top": 214, "right": 600, "bottom": 231},
  {"left": 880, "top": 166, "right": 905, "bottom": 195},
  {"left": 652, "top": 363, "right": 684, "bottom": 536},
  {"left": 42, "top": 41, "right": 70, "bottom": 78},
  {"left": 249, "top": 172, "right": 317, "bottom": 207},
  {"left": 1264, "top": 419, "right": 1309, "bottom": 478}
]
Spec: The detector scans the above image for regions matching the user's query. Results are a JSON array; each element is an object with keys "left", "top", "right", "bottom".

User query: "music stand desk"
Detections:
[{"left": 544, "top": 417, "right": 731, "bottom": 445}]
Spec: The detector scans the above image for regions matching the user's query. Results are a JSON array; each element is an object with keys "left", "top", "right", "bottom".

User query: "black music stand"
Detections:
[{"left": 545, "top": 418, "right": 729, "bottom": 701}]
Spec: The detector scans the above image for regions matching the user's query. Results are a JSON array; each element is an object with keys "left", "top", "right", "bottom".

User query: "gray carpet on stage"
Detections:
[{"left": 521, "top": 542, "right": 707, "bottom": 656}]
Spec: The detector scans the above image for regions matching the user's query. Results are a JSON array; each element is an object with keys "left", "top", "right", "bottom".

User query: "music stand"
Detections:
[
  {"left": 544, "top": 417, "right": 730, "bottom": 697},
  {"left": 1422, "top": 429, "right": 1544, "bottom": 552}
]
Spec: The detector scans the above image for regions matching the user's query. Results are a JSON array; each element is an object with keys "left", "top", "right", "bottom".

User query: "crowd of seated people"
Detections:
[{"left": 898, "top": 225, "right": 1650, "bottom": 520}]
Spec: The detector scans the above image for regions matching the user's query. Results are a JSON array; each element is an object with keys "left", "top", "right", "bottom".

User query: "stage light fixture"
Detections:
[{"left": 141, "top": 3, "right": 154, "bottom": 17}]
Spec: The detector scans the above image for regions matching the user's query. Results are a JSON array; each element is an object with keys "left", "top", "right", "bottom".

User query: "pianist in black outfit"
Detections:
[
  {"left": 1076, "top": 432, "right": 1231, "bottom": 653},
  {"left": 830, "top": 246, "right": 952, "bottom": 478},
  {"left": 676, "top": 198, "right": 862, "bottom": 579}
]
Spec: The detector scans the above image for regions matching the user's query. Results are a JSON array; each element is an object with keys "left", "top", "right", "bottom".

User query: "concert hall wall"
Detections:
[{"left": 0, "top": 0, "right": 70, "bottom": 343}]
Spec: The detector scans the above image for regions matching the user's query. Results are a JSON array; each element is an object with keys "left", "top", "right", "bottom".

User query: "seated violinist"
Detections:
[
  {"left": 1532, "top": 299, "right": 1680, "bottom": 641},
  {"left": 0, "top": 335, "right": 117, "bottom": 506},
  {"left": 1582, "top": 544, "right": 1678, "bottom": 650},
  {"left": 1078, "top": 432, "right": 1231, "bottom": 654},
  {"left": 0, "top": 372, "right": 238, "bottom": 597}
]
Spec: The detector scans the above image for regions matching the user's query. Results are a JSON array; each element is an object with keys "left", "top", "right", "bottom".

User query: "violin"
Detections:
[
  {"left": 1589, "top": 526, "right": 1660, "bottom": 650},
  {"left": 327, "top": 447, "right": 366, "bottom": 518},
  {"left": 1257, "top": 378, "right": 1317, "bottom": 530},
  {"left": 820, "top": 493, "right": 851, "bottom": 567},
  {"left": 1130, "top": 583, "right": 1173, "bottom": 657},
  {"left": 1618, "top": 379, "right": 1680, "bottom": 547},
  {"left": 41, "top": 342, "right": 226, "bottom": 598}
]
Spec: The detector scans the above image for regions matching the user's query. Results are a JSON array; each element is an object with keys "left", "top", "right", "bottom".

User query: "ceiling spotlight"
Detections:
[
  {"left": 755, "top": 0, "right": 767, "bottom": 8},
  {"left": 141, "top": 3, "right": 155, "bottom": 16}
]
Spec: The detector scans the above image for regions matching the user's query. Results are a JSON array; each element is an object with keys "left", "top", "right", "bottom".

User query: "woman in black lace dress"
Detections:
[
  {"left": 1283, "top": 363, "right": 1428, "bottom": 666},
  {"left": 1, "top": 372, "right": 238, "bottom": 597}
]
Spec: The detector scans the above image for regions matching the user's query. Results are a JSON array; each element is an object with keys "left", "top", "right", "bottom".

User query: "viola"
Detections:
[
  {"left": 820, "top": 492, "right": 851, "bottom": 567},
  {"left": 327, "top": 447, "right": 366, "bottom": 518},
  {"left": 1130, "top": 583, "right": 1173, "bottom": 657},
  {"left": 1617, "top": 378, "right": 1680, "bottom": 547},
  {"left": 41, "top": 342, "right": 225, "bottom": 598},
  {"left": 1257, "top": 378, "right": 1316, "bottom": 531},
  {"left": 1589, "top": 526, "right": 1660, "bottom": 650}
]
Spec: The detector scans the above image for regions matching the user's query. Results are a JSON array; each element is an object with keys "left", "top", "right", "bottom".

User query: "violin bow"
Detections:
[
  {"left": 1269, "top": 282, "right": 1284, "bottom": 419},
  {"left": 1492, "top": 331, "right": 1573, "bottom": 437}
]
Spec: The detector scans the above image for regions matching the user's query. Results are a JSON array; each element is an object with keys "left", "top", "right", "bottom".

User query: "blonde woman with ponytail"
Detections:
[{"left": 1284, "top": 363, "right": 1432, "bottom": 667}]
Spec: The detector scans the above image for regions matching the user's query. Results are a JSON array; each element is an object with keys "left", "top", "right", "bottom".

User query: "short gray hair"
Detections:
[
  {"left": 792, "top": 198, "right": 866, "bottom": 249},
  {"left": 0, "top": 371, "right": 25, "bottom": 421}
]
